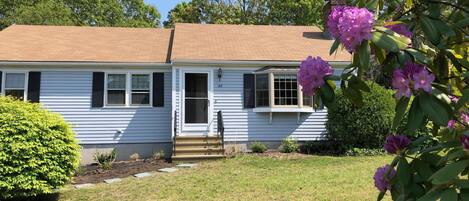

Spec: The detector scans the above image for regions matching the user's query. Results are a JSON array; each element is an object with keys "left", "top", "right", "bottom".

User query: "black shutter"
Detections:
[
  {"left": 92, "top": 72, "right": 105, "bottom": 108},
  {"left": 27, "top": 72, "right": 41, "bottom": 103},
  {"left": 0, "top": 71, "right": 2, "bottom": 93},
  {"left": 153, "top": 72, "right": 164, "bottom": 107},
  {"left": 243, "top": 74, "right": 255, "bottom": 108}
]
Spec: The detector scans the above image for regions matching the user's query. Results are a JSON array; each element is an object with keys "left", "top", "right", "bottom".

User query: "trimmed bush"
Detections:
[
  {"left": 280, "top": 137, "right": 299, "bottom": 153},
  {"left": 326, "top": 82, "right": 395, "bottom": 149},
  {"left": 0, "top": 97, "right": 80, "bottom": 199},
  {"left": 251, "top": 141, "right": 267, "bottom": 153}
]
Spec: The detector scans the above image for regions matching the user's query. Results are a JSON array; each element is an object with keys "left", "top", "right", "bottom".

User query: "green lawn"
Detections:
[{"left": 58, "top": 155, "right": 392, "bottom": 201}]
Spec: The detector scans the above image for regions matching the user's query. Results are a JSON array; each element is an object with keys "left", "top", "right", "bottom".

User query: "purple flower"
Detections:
[
  {"left": 385, "top": 23, "right": 413, "bottom": 38},
  {"left": 391, "top": 62, "right": 434, "bottom": 98},
  {"left": 412, "top": 69, "right": 435, "bottom": 93},
  {"left": 298, "top": 56, "right": 334, "bottom": 96},
  {"left": 461, "top": 112, "right": 469, "bottom": 124},
  {"left": 392, "top": 70, "right": 411, "bottom": 98},
  {"left": 461, "top": 135, "right": 469, "bottom": 150},
  {"left": 447, "top": 119, "right": 456, "bottom": 129},
  {"left": 327, "top": 6, "right": 346, "bottom": 39},
  {"left": 327, "top": 6, "right": 374, "bottom": 52},
  {"left": 373, "top": 165, "right": 396, "bottom": 192},
  {"left": 449, "top": 95, "right": 459, "bottom": 103},
  {"left": 384, "top": 135, "right": 411, "bottom": 154}
]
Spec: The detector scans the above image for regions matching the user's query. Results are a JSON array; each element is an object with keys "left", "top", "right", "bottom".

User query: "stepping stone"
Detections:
[
  {"left": 104, "top": 178, "right": 122, "bottom": 184},
  {"left": 74, "top": 183, "right": 95, "bottom": 189},
  {"left": 176, "top": 163, "right": 197, "bottom": 168},
  {"left": 134, "top": 172, "right": 153, "bottom": 178},
  {"left": 158, "top": 168, "right": 178, "bottom": 173}
]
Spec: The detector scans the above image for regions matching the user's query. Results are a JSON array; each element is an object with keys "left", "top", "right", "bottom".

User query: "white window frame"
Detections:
[
  {"left": 1, "top": 71, "right": 28, "bottom": 101},
  {"left": 104, "top": 72, "right": 153, "bottom": 108},
  {"left": 254, "top": 71, "right": 313, "bottom": 109}
]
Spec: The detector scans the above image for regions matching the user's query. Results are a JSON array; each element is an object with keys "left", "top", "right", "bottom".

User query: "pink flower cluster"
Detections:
[
  {"left": 391, "top": 62, "right": 435, "bottom": 98},
  {"left": 298, "top": 56, "right": 334, "bottom": 96},
  {"left": 385, "top": 23, "right": 413, "bottom": 38},
  {"left": 327, "top": 6, "right": 374, "bottom": 52},
  {"left": 448, "top": 112, "right": 469, "bottom": 129}
]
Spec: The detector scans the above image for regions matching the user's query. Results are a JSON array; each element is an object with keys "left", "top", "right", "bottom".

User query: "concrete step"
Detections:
[{"left": 172, "top": 154, "right": 225, "bottom": 162}]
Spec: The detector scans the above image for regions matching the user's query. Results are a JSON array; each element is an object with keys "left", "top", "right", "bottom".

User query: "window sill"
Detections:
[
  {"left": 253, "top": 107, "right": 313, "bottom": 113},
  {"left": 101, "top": 105, "right": 154, "bottom": 109}
]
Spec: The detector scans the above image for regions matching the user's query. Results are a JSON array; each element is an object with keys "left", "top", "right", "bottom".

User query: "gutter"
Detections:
[
  {"left": 172, "top": 59, "right": 351, "bottom": 68},
  {"left": 0, "top": 61, "right": 172, "bottom": 68}
]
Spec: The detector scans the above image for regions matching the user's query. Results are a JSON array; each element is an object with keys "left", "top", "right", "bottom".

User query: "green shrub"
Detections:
[
  {"left": 345, "top": 148, "right": 386, "bottom": 156},
  {"left": 95, "top": 149, "right": 117, "bottom": 169},
  {"left": 300, "top": 140, "right": 346, "bottom": 155},
  {"left": 326, "top": 82, "right": 395, "bottom": 149},
  {"left": 251, "top": 141, "right": 267, "bottom": 153},
  {"left": 280, "top": 137, "right": 299, "bottom": 153},
  {"left": 0, "top": 97, "right": 80, "bottom": 199}
]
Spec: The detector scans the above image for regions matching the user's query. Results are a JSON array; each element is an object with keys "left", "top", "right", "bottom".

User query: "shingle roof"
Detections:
[
  {"left": 0, "top": 25, "right": 173, "bottom": 63},
  {"left": 171, "top": 23, "right": 351, "bottom": 62}
]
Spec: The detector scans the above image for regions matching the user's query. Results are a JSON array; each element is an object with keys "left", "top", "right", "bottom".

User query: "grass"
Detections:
[{"left": 58, "top": 155, "right": 392, "bottom": 201}]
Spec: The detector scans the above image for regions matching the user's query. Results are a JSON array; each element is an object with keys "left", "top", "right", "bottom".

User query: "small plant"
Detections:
[
  {"left": 225, "top": 144, "right": 245, "bottom": 157},
  {"left": 281, "top": 137, "right": 299, "bottom": 153},
  {"left": 251, "top": 141, "right": 267, "bottom": 153},
  {"left": 130, "top": 153, "right": 140, "bottom": 161},
  {"left": 152, "top": 150, "right": 165, "bottom": 160},
  {"left": 95, "top": 149, "right": 117, "bottom": 170}
]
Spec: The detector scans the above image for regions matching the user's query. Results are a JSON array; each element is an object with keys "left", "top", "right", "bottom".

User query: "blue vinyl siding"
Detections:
[
  {"left": 175, "top": 67, "right": 342, "bottom": 142},
  {"left": 40, "top": 71, "right": 172, "bottom": 144}
]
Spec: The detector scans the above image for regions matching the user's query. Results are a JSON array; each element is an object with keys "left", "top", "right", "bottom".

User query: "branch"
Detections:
[{"left": 427, "top": 0, "right": 469, "bottom": 14}]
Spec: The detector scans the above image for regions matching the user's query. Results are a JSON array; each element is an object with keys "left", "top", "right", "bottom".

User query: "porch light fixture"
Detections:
[{"left": 217, "top": 68, "right": 223, "bottom": 81}]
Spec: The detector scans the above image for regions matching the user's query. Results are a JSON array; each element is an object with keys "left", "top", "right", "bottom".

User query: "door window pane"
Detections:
[
  {"left": 131, "top": 74, "right": 150, "bottom": 105},
  {"left": 185, "top": 99, "right": 208, "bottom": 123},
  {"left": 185, "top": 73, "right": 207, "bottom": 98}
]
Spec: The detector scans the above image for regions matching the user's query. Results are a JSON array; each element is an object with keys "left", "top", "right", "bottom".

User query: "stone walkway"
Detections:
[{"left": 74, "top": 163, "right": 196, "bottom": 189}]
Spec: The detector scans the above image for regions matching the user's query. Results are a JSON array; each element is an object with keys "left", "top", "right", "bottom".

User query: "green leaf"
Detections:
[
  {"left": 371, "top": 31, "right": 399, "bottom": 53},
  {"left": 393, "top": 97, "right": 410, "bottom": 130},
  {"left": 406, "top": 49, "right": 428, "bottom": 64},
  {"left": 440, "top": 188, "right": 458, "bottom": 201},
  {"left": 416, "top": 189, "right": 444, "bottom": 201},
  {"left": 454, "top": 179, "right": 469, "bottom": 189},
  {"left": 319, "top": 81, "right": 336, "bottom": 110},
  {"left": 343, "top": 87, "right": 364, "bottom": 107},
  {"left": 359, "top": 41, "right": 371, "bottom": 70},
  {"left": 418, "top": 93, "right": 451, "bottom": 126},
  {"left": 456, "top": 88, "right": 469, "bottom": 110},
  {"left": 430, "top": 159, "right": 469, "bottom": 185},
  {"left": 377, "top": 191, "right": 385, "bottom": 201},
  {"left": 397, "top": 157, "right": 412, "bottom": 189},
  {"left": 420, "top": 16, "right": 441, "bottom": 45},
  {"left": 407, "top": 97, "right": 425, "bottom": 131},
  {"left": 330, "top": 39, "right": 341, "bottom": 55}
]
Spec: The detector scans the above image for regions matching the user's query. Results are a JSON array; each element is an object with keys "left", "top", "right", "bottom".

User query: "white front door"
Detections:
[{"left": 181, "top": 70, "right": 213, "bottom": 135}]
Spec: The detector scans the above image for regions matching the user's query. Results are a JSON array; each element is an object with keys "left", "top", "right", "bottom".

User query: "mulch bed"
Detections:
[{"left": 72, "top": 159, "right": 173, "bottom": 184}]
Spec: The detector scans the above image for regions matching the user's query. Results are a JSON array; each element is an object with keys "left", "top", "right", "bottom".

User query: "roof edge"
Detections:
[
  {"left": 172, "top": 59, "right": 351, "bottom": 68},
  {"left": 0, "top": 61, "right": 172, "bottom": 68}
]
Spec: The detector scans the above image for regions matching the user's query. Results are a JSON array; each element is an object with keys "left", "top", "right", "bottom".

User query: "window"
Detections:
[
  {"left": 107, "top": 74, "right": 126, "bottom": 105},
  {"left": 131, "top": 74, "right": 150, "bottom": 105},
  {"left": 105, "top": 73, "right": 152, "bottom": 107},
  {"left": 255, "top": 74, "right": 269, "bottom": 107},
  {"left": 274, "top": 74, "right": 298, "bottom": 106},
  {"left": 4, "top": 72, "right": 26, "bottom": 100}
]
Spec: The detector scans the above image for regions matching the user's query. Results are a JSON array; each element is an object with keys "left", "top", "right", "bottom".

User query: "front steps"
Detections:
[{"left": 172, "top": 136, "right": 225, "bottom": 162}]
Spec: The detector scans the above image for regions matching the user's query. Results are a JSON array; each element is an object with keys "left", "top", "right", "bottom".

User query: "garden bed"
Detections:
[{"left": 72, "top": 158, "right": 173, "bottom": 184}]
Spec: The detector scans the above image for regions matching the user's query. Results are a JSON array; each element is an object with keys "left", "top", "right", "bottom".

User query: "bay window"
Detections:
[
  {"left": 3, "top": 72, "right": 27, "bottom": 100},
  {"left": 105, "top": 73, "right": 152, "bottom": 107},
  {"left": 255, "top": 74, "right": 269, "bottom": 107}
]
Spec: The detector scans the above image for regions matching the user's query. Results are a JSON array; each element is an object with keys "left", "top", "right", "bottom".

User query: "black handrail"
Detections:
[
  {"left": 217, "top": 111, "right": 225, "bottom": 150},
  {"left": 173, "top": 110, "right": 177, "bottom": 156}
]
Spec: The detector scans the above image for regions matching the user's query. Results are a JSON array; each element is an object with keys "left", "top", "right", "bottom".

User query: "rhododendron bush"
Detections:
[{"left": 298, "top": 0, "right": 468, "bottom": 200}]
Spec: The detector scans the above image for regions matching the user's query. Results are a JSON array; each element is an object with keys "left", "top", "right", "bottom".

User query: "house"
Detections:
[{"left": 0, "top": 23, "right": 350, "bottom": 164}]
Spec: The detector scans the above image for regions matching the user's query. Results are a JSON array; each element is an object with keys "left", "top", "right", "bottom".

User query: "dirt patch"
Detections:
[
  {"left": 251, "top": 150, "right": 311, "bottom": 159},
  {"left": 72, "top": 159, "right": 173, "bottom": 184}
]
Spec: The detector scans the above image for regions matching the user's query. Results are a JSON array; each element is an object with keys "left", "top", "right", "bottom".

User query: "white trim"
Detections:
[
  {"left": 103, "top": 71, "right": 154, "bottom": 108},
  {"left": 171, "top": 67, "right": 177, "bottom": 138},
  {"left": 253, "top": 107, "right": 314, "bottom": 113},
  {"left": 173, "top": 59, "right": 351, "bottom": 68},
  {"left": 1, "top": 71, "right": 29, "bottom": 101},
  {"left": 180, "top": 68, "right": 214, "bottom": 135},
  {"left": 0, "top": 61, "right": 171, "bottom": 68}
]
